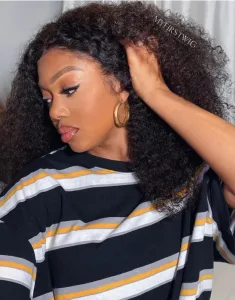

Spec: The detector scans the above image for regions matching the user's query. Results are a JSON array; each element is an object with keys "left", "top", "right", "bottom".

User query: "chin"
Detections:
[{"left": 68, "top": 140, "right": 93, "bottom": 153}]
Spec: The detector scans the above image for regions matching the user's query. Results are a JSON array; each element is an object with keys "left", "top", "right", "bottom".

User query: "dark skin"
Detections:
[
  {"left": 38, "top": 48, "right": 129, "bottom": 161},
  {"left": 38, "top": 42, "right": 235, "bottom": 207}
]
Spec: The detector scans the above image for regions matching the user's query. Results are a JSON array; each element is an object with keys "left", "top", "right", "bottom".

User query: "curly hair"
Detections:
[{"left": 0, "top": 1, "right": 233, "bottom": 214}]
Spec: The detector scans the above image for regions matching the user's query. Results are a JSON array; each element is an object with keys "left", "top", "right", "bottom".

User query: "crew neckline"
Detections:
[
  {"left": 65, "top": 147, "right": 133, "bottom": 173},
  {"left": 83, "top": 152, "right": 133, "bottom": 173}
]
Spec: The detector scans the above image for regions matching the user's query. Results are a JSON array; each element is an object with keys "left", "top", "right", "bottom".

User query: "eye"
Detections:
[
  {"left": 61, "top": 84, "right": 80, "bottom": 97},
  {"left": 42, "top": 98, "right": 52, "bottom": 105}
]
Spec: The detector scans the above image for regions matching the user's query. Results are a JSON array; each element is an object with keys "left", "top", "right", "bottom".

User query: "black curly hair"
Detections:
[{"left": 0, "top": 1, "right": 233, "bottom": 214}]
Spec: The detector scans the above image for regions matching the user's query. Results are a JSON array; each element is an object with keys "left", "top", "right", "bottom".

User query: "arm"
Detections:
[
  {"left": 120, "top": 40, "right": 235, "bottom": 207},
  {"left": 144, "top": 89, "right": 235, "bottom": 207}
]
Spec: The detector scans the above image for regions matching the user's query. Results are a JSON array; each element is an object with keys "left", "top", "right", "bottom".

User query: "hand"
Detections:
[{"left": 119, "top": 38, "right": 170, "bottom": 104}]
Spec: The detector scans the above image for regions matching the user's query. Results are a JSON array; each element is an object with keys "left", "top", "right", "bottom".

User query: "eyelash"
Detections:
[
  {"left": 43, "top": 84, "right": 80, "bottom": 104},
  {"left": 61, "top": 84, "right": 80, "bottom": 96}
]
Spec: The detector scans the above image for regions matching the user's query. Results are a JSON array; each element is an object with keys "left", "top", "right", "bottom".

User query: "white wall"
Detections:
[{"left": 0, "top": 1, "right": 63, "bottom": 104}]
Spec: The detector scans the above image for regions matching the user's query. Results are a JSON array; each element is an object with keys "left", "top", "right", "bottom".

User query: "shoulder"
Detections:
[
  {"left": 1, "top": 146, "right": 81, "bottom": 194},
  {"left": 0, "top": 146, "right": 74, "bottom": 219},
  {"left": 11, "top": 145, "right": 74, "bottom": 180},
  {"left": 0, "top": 147, "right": 95, "bottom": 219}
]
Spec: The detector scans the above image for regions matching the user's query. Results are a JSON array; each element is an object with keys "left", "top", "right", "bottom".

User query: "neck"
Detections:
[{"left": 89, "top": 127, "right": 129, "bottom": 162}]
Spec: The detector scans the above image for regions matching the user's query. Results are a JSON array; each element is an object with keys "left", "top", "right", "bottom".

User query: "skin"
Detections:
[
  {"left": 120, "top": 39, "right": 235, "bottom": 207},
  {"left": 38, "top": 48, "right": 130, "bottom": 161},
  {"left": 38, "top": 41, "right": 235, "bottom": 207}
]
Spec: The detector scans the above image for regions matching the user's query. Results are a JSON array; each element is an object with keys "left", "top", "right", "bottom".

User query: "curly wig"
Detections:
[{"left": 0, "top": 1, "right": 233, "bottom": 214}]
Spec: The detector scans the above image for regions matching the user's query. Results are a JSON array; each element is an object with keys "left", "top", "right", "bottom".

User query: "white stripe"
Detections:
[
  {"left": 33, "top": 245, "right": 47, "bottom": 264},
  {"left": 0, "top": 169, "right": 138, "bottom": 219},
  {"left": 212, "top": 219, "right": 235, "bottom": 263},
  {"left": 207, "top": 196, "right": 235, "bottom": 263},
  {"left": 30, "top": 278, "right": 36, "bottom": 300},
  {"left": 33, "top": 291, "right": 54, "bottom": 300},
  {"left": 57, "top": 172, "right": 138, "bottom": 191},
  {"left": 196, "top": 279, "right": 213, "bottom": 298},
  {"left": 178, "top": 250, "right": 188, "bottom": 269},
  {"left": 43, "top": 146, "right": 66, "bottom": 157},
  {"left": 230, "top": 210, "right": 235, "bottom": 234},
  {"left": 31, "top": 202, "right": 167, "bottom": 262},
  {"left": 0, "top": 266, "right": 35, "bottom": 295},
  {"left": 191, "top": 220, "right": 213, "bottom": 242},
  {"left": 31, "top": 208, "right": 213, "bottom": 264},
  {"left": 179, "top": 279, "right": 213, "bottom": 300},
  {"left": 58, "top": 266, "right": 176, "bottom": 300},
  {"left": 0, "top": 174, "right": 58, "bottom": 219}
]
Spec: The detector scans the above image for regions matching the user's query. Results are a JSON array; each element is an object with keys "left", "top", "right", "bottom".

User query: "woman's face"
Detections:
[{"left": 37, "top": 48, "right": 129, "bottom": 153}]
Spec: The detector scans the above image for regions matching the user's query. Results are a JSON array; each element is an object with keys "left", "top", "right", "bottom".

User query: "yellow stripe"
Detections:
[
  {"left": 0, "top": 261, "right": 36, "bottom": 281},
  {"left": 52, "top": 169, "right": 116, "bottom": 179},
  {"left": 32, "top": 208, "right": 212, "bottom": 252},
  {"left": 199, "top": 274, "right": 213, "bottom": 281},
  {"left": 180, "top": 274, "right": 213, "bottom": 296},
  {"left": 180, "top": 242, "right": 189, "bottom": 252},
  {"left": 53, "top": 259, "right": 178, "bottom": 300},
  {"left": 32, "top": 222, "right": 119, "bottom": 249},
  {"left": 0, "top": 169, "right": 117, "bottom": 208},
  {"left": 32, "top": 238, "right": 46, "bottom": 250},
  {"left": 175, "top": 187, "right": 188, "bottom": 197},
  {"left": 213, "top": 234, "right": 235, "bottom": 264},
  {"left": 0, "top": 172, "right": 48, "bottom": 208},
  {"left": 32, "top": 204, "right": 155, "bottom": 250},
  {"left": 128, "top": 205, "right": 155, "bottom": 218},
  {"left": 180, "top": 217, "right": 213, "bottom": 252},
  {"left": 195, "top": 217, "right": 213, "bottom": 226}
]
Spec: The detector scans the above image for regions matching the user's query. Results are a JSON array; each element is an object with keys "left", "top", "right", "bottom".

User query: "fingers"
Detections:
[
  {"left": 120, "top": 40, "right": 147, "bottom": 57},
  {"left": 119, "top": 38, "right": 159, "bottom": 70},
  {"left": 119, "top": 39, "right": 154, "bottom": 61}
]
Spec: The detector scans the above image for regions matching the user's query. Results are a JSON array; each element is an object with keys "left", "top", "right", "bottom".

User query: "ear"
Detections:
[
  {"left": 107, "top": 75, "right": 129, "bottom": 102},
  {"left": 120, "top": 90, "right": 129, "bottom": 103}
]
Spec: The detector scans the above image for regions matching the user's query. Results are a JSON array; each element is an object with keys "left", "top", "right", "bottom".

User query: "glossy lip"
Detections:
[
  {"left": 59, "top": 127, "right": 79, "bottom": 143},
  {"left": 58, "top": 126, "right": 79, "bottom": 135}
]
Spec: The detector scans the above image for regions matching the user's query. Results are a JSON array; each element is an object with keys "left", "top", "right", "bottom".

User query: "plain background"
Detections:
[{"left": 0, "top": 1, "right": 62, "bottom": 103}]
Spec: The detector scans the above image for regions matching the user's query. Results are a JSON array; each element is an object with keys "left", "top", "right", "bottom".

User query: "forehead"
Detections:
[{"left": 37, "top": 48, "right": 100, "bottom": 80}]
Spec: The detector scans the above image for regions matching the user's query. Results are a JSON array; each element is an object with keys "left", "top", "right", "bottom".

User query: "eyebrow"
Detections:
[{"left": 50, "top": 66, "right": 84, "bottom": 84}]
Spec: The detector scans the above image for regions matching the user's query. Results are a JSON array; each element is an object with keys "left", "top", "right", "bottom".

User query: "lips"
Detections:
[{"left": 58, "top": 126, "right": 79, "bottom": 143}]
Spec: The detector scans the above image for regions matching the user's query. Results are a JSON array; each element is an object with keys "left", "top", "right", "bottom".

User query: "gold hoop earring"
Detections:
[{"left": 114, "top": 102, "right": 130, "bottom": 128}]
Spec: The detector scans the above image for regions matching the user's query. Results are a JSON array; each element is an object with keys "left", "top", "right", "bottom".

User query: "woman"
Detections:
[{"left": 0, "top": 1, "right": 235, "bottom": 299}]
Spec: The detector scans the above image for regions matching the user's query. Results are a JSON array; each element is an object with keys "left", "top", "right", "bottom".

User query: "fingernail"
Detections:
[{"left": 136, "top": 41, "right": 144, "bottom": 47}]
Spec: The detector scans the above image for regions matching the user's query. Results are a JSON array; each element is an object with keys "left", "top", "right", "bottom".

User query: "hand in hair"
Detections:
[{"left": 120, "top": 37, "right": 169, "bottom": 103}]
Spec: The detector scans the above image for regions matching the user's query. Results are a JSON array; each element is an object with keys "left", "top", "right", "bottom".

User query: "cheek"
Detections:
[
  {"left": 73, "top": 89, "right": 116, "bottom": 131},
  {"left": 69, "top": 96, "right": 116, "bottom": 152}
]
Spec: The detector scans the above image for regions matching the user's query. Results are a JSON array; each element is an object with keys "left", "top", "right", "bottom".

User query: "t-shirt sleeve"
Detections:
[
  {"left": 0, "top": 223, "right": 37, "bottom": 299},
  {"left": 206, "top": 169, "right": 235, "bottom": 264},
  {"left": 0, "top": 158, "right": 63, "bottom": 298}
]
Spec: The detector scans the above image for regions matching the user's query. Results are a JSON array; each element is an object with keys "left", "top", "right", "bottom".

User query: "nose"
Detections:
[{"left": 49, "top": 97, "right": 70, "bottom": 122}]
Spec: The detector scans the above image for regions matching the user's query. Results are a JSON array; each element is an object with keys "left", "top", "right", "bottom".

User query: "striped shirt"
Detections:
[{"left": 0, "top": 146, "right": 234, "bottom": 299}]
